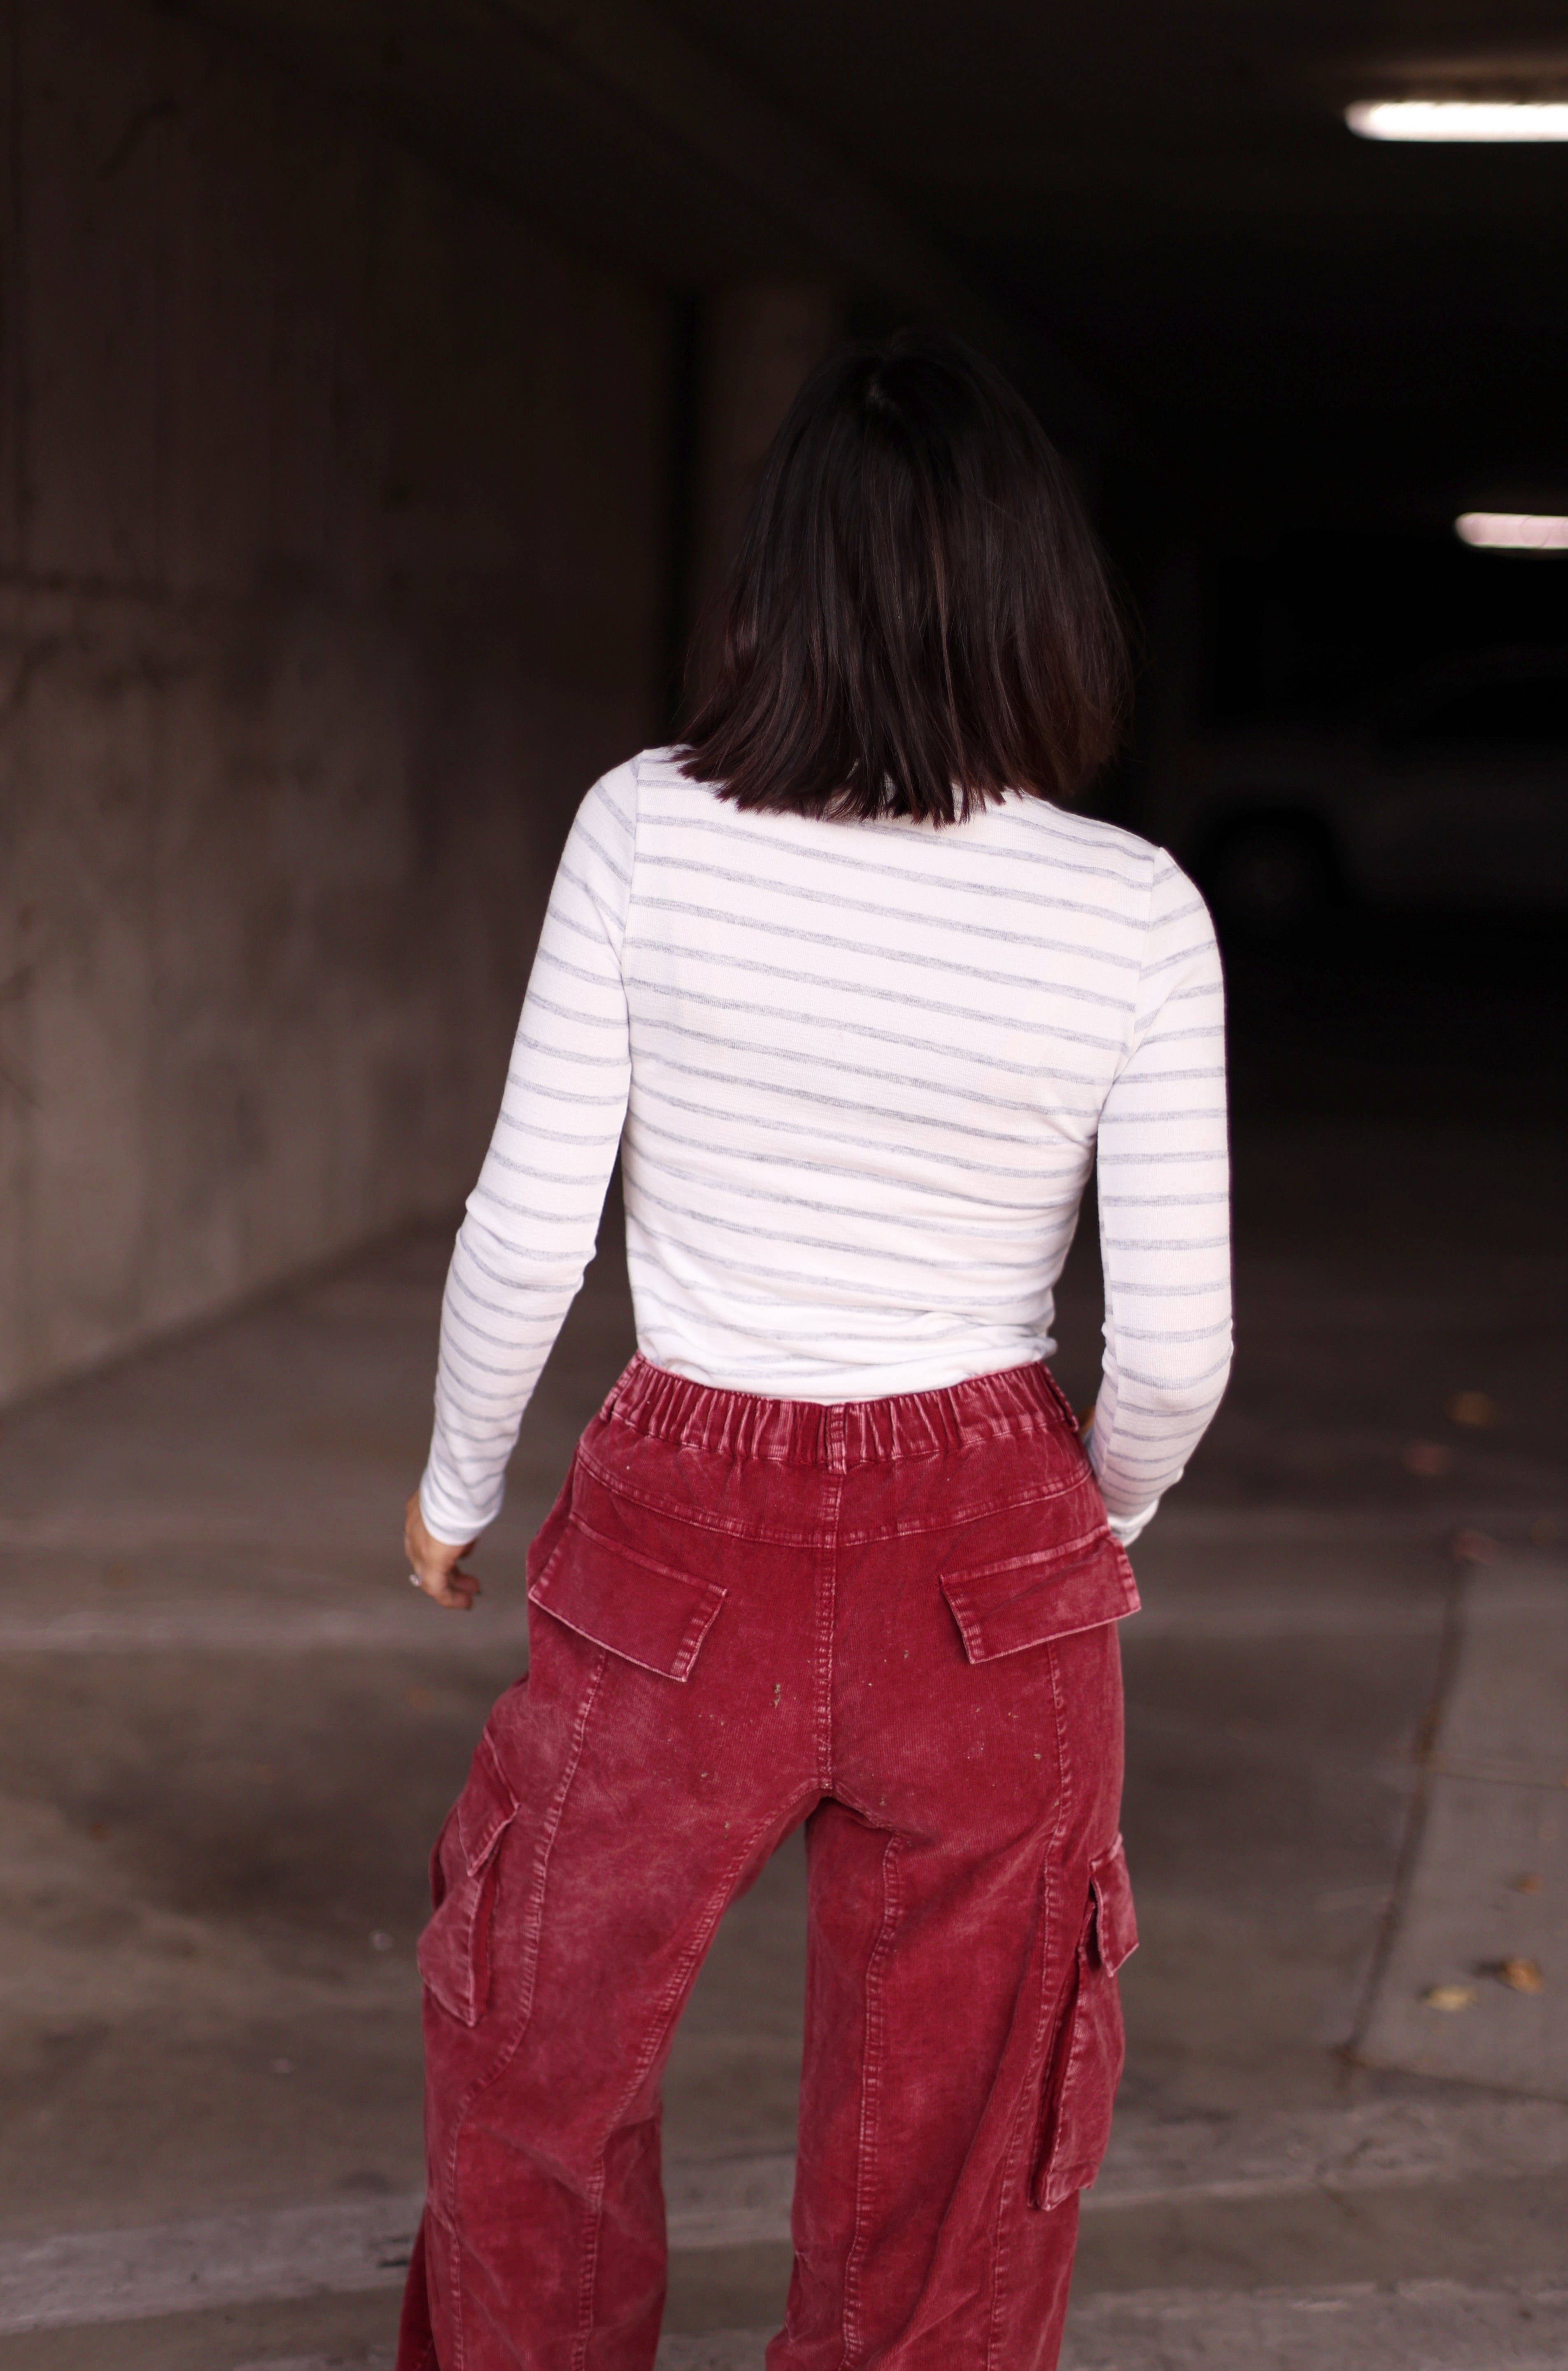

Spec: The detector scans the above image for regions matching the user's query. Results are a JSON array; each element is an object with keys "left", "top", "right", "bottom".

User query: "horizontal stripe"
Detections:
[
  {"left": 629, "top": 935, "right": 1130, "bottom": 1045},
  {"left": 635, "top": 851, "right": 1150, "bottom": 937}
]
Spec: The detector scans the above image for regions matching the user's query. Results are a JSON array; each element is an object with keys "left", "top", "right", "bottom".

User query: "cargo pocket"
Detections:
[
  {"left": 417, "top": 1732, "right": 520, "bottom": 2026},
  {"left": 527, "top": 1511, "right": 726, "bottom": 1682},
  {"left": 941, "top": 1515, "right": 1138, "bottom": 1663},
  {"left": 1032, "top": 1836, "right": 1139, "bottom": 2208}
]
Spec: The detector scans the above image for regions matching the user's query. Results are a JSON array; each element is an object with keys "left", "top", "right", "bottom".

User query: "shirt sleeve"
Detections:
[
  {"left": 1087, "top": 851, "right": 1232, "bottom": 1539},
  {"left": 417, "top": 764, "right": 637, "bottom": 1543}
]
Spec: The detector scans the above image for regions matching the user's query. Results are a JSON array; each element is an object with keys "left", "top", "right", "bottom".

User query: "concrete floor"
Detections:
[{"left": 1, "top": 919, "right": 1565, "bottom": 2367}]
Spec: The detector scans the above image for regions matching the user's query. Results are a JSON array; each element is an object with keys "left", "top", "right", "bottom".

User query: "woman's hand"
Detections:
[{"left": 405, "top": 1493, "right": 482, "bottom": 1611}]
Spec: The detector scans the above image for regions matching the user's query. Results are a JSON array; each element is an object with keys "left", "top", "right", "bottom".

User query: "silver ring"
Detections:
[{"left": 409, "top": 1571, "right": 424, "bottom": 1590}]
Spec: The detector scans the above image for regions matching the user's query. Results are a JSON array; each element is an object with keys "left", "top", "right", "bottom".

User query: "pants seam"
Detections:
[
  {"left": 985, "top": 1642, "right": 1074, "bottom": 2371},
  {"left": 569, "top": 2174, "right": 607, "bottom": 2371},
  {"left": 815, "top": 1472, "right": 843, "bottom": 1793},
  {"left": 838, "top": 1831, "right": 905, "bottom": 2370}
]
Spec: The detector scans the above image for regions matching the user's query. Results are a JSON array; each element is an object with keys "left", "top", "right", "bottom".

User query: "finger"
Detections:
[
  {"left": 415, "top": 1563, "right": 482, "bottom": 1610},
  {"left": 430, "top": 1579, "right": 479, "bottom": 1611}
]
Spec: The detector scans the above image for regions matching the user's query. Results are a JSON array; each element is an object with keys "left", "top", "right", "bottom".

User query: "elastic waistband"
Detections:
[{"left": 601, "top": 1355, "right": 1077, "bottom": 1469}]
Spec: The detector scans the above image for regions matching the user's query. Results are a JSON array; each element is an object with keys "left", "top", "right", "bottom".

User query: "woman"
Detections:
[{"left": 397, "top": 329, "right": 1231, "bottom": 2371}]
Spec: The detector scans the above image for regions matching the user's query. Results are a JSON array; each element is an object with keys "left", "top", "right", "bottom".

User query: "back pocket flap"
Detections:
[
  {"left": 941, "top": 1524, "right": 1139, "bottom": 1664},
  {"left": 529, "top": 1514, "right": 726, "bottom": 1682},
  {"left": 1090, "top": 1835, "right": 1138, "bottom": 1974}
]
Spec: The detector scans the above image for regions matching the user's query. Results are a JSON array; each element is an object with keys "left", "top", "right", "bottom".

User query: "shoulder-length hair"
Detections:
[{"left": 678, "top": 328, "right": 1128, "bottom": 825}]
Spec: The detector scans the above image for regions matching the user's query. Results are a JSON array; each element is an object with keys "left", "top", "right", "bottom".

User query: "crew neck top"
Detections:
[{"left": 419, "top": 748, "right": 1232, "bottom": 1548}]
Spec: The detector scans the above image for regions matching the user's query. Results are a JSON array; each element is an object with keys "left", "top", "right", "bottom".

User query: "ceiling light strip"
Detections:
[
  {"left": 1348, "top": 101, "right": 1568, "bottom": 142},
  {"left": 1455, "top": 513, "right": 1568, "bottom": 550}
]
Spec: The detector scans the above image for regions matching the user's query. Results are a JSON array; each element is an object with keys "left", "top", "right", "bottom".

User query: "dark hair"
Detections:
[{"left": 678, "top": 328, "right": 1128, "bottom": 825}]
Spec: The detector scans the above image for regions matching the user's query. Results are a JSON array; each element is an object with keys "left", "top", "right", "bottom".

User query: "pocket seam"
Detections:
[
  {"left": 533, "top": 1509, "right": 713, "bottom": 1596},
  {"left": 943, "top": 1520, "right": 1114, "bottom": 1591}
]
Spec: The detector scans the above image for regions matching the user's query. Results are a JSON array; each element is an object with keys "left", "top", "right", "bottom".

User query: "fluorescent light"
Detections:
[
  {"left": 1455, "top": 512, "right": 1568, "bottom": 550},
  {"left": 1348, "top": 100, "right": 1568, "bottom": 141}
]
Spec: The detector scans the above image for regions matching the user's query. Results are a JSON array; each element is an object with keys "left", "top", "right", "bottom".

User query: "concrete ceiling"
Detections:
[
  {"left": 175, "top": 0, "right": 985, "bottom": 312},
  {"left": 179, "top": 0, "right": 1568, "bottom": 527}
]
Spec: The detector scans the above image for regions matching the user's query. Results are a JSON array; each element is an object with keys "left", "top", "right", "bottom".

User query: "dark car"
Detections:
[{"left": 1143, "top": 650, "right": 1568, "bottom": 925}]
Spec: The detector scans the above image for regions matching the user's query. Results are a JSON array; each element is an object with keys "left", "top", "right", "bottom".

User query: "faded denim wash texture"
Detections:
[{"left": 397, "top": 1355, "right": 1139, "bottom": 2371}]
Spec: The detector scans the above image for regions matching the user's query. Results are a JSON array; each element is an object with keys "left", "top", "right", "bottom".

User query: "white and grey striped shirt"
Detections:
[{"left": 420, "top": 748, "right": 1231, "bottom": 1547}]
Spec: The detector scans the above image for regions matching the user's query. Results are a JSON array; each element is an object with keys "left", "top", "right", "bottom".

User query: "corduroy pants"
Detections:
[{"left": 396, "top": 1355, "right": 1138, "bottom": 2371}]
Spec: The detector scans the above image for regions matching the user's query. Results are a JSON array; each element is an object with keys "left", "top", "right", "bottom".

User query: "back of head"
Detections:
[{"left": 679, "top": 328, "right": 1128, "bottom": 826}]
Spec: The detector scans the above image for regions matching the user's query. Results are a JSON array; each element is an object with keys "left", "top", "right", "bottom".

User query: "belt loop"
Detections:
[{"left": 825, "top": 1403, "right": 847, "bottom": 1474}]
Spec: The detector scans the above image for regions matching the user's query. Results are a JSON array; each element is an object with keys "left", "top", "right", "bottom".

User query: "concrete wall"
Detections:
[{"left": 0, "top": 0, "right": 673, "bottom": 1405}]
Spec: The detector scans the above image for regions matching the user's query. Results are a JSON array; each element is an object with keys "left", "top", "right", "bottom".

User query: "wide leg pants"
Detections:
[{"left": 396, "top": 1356, "right": 1138, "bottom": 2371}]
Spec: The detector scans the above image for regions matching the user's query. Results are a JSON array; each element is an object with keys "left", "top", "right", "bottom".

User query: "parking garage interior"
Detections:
[{"left": 0, "top": 4, "right": 1564, "bottom": 2366}]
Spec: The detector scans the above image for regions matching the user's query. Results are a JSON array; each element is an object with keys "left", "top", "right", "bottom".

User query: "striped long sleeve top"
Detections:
[{"left": 419, "top": 748, "right": 1231, "bottom": 1546}]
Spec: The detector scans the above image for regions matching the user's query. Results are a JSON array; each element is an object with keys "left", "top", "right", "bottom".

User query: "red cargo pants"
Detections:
[{"left": 397, "top": 1356, "right": 1138, "bottom": 2371}]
